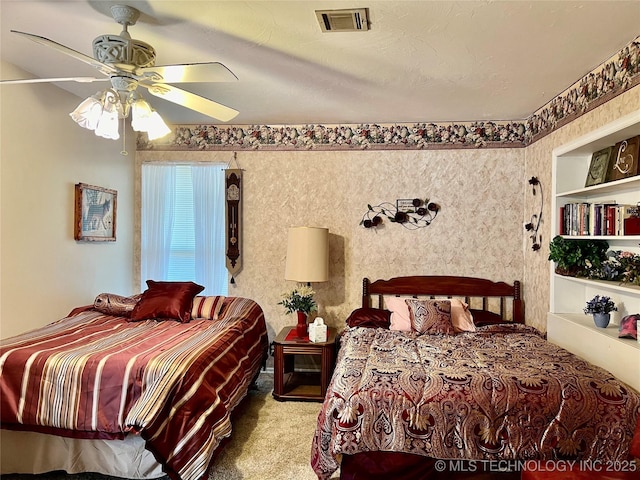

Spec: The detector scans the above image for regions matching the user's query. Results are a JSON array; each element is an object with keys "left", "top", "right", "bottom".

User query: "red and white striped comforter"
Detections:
[{"left": 0, "top": 296, "right": 268, "bottom": 480}]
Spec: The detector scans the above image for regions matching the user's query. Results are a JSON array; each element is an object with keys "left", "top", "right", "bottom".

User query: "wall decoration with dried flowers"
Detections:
[{"left": 361, "top": 197, "right": 439, "bottom": 230}]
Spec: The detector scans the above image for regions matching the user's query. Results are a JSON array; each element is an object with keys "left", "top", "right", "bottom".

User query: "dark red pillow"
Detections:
[
  {"left": 346, "top": 308, "right": 391, "bottom": 329},
  {"left": 130, "top": 280, "right": 204, "bottom": 323},
  {"left": 469, "top": 309, "right": 504, "bottom": 326},
  {"left": 631, "top": 411, "right": 640, "bottom": 458}
]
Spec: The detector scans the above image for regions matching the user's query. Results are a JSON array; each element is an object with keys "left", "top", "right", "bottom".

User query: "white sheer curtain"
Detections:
[
  {"left": 192, "top": 164, "right": 227, "bottom": 295},
  {"left": 141, "top": 163, "right": 228, "bottom": 295},
  {"left": 141, "top": 164, "right": 175, "bottom": 289}
]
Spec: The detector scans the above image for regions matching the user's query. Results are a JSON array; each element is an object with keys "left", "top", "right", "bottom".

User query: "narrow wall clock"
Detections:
[{"left": 225, "top": 168, "right": 242, "bottom": 284}]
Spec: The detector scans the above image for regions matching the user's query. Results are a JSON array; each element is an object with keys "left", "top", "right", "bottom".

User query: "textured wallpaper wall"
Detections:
[
  {"left": 137, "top": 87, "right": 640, "bottom": 341},
  {"left": 138, "top": 148, "right": 525, "bottom": 341},
  {"left": 134, "top": 36, "right": 640, "bottom": 342}
]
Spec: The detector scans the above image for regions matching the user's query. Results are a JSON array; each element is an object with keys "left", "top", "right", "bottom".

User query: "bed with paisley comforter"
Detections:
[{"left": 311, "top": 276, "right": 640, "bottom": 479}]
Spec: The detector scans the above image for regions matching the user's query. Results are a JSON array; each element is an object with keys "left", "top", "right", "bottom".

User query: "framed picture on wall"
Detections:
[
  {"left": 74, "top": 183, "right": 117, "bottom": 242},
  {"left": 585, "top": 146, "right": 613, "bottom": 187}
]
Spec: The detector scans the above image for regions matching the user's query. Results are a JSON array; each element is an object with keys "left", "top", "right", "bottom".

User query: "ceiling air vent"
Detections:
[{"left": 315, "top": 8, "right": 369, "bottom": 32}]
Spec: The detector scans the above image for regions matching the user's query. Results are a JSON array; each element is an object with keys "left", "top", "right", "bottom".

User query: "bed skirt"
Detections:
[{"left": 0, "top": 429, "right": 165, "bottom": 478}]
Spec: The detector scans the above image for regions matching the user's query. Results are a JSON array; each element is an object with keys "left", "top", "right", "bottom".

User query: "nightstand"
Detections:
[{"left": 272, "top": 325, "right": 337, "bottom": 401}]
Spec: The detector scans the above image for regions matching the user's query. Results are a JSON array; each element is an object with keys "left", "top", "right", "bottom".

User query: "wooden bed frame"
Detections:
[{"left": 362, "top": 275, "right": 524, "bottom": 324}]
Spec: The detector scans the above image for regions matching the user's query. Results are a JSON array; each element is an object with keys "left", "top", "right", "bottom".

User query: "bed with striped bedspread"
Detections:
[{"left": 0, "top": 296, "right": 268, "bottom": 480}]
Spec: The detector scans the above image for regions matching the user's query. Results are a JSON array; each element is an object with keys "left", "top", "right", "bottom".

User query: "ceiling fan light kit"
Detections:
[
  {"left": 2, "top": 3, "right": 239, "bottom": 149},
  {"left": 70, "top": 88, "right": 171, "bottom": 141}
]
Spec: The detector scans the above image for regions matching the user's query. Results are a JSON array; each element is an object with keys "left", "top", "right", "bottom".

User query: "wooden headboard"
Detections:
[{"left": 362, "top": 275, "right": 524, "bottom": 324}]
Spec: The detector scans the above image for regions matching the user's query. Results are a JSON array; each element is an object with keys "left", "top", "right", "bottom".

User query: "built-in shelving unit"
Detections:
[{"left": 548, "top": 110, "right": 640, "bottom": 392}]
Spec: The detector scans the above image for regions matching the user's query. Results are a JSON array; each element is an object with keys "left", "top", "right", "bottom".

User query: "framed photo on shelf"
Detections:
[
  {"left": 607, "top": 135, "right": 640, "bottom": 182},
  {"left": 584, "top": 146, "right": 613, "bottom": 187},
  {"left": 74, "top": 183, "right": 117, "bottom": 242}
]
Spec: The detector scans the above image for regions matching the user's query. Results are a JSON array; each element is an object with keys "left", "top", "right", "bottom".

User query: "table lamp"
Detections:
[{"left": 285, "top": 226, "right": 329, "bottom": 337}]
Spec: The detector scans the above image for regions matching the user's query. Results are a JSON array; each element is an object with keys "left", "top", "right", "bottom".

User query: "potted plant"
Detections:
[
  {"left": 548, "top": 236, "right": 608, "bottom": 277},
  {"left": 278, "top": 285, "right": 318, "bottom": 338},
  {"left": 583, "top": 295, "right": 617, "bottom": 328}
]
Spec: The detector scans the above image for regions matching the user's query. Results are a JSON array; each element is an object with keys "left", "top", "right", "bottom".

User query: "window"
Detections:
[{"left": 141, "top": 163, "right": 228, "bottom": 295}]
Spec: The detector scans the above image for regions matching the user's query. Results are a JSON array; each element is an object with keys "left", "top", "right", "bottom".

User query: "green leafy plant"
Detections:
[
  {"left": 548, "top": 236, "right": 608, "bottom": 276},
  {"left": 278, "top": 285, "right": 318, "bottom": 314},
  {"left": 584, "top": 295, "right": 617, "bottom": 314}
]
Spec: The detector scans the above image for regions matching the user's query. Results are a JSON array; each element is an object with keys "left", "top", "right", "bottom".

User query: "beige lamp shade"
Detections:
[{"left": 285, "top": 227, "right": 329, "bottom": 283}]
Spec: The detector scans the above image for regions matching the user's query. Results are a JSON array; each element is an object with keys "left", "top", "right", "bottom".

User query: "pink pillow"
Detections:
[
  {"left": 386, "top": 296, "right": 476, "bottom": 333},
  {"left": 384, "top": 295, "right": 412, "bottom": 331},
  {"left": 405, "top": 299, "right": 455, "bottom": 335},
  {"left": 191, "top": 296, "right": 226, "bottom": 320},
  {"left": 450, "top": 299, "right": 476, "bottom": 333}
]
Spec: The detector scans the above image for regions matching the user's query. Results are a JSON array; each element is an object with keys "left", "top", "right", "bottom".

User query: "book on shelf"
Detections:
[
  {"left": 560, "top": 202, "right": 591, "bottom": 236},
  {"left": 605, "top": 204, "right": 616, "bottom": 236},
  {"left": 616, "top": 204, "right": 639, "bottom": 235},
  {"left": 559, "top": 202, "right": 639, "bottom": 236}
]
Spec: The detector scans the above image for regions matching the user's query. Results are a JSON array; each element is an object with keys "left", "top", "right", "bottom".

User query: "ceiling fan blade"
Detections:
[
  {"left": 11, "top": 30, "right": 116, "bottom": 77},
  {"left": 0, "top": 77, "right": 108, "bottom": 85},
  {"left": 143, "top": 83, "right": 239, "bottom": 122},
  {"left": 134, "top": 62, "right": 238, "bottom": 83}
]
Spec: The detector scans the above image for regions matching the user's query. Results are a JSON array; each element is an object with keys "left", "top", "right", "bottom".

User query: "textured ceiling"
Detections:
[{"left": 1, "top": 1, "right": 639, "bottom": 126}]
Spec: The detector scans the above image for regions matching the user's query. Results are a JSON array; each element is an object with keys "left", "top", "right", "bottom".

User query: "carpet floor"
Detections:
[{"left": 1, "top": 372, "right": 339, "bottom": 480}]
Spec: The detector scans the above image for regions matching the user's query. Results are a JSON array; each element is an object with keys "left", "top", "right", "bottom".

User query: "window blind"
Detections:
[{"left": 167, "top": 166, "right": 196, "bottom": 280}]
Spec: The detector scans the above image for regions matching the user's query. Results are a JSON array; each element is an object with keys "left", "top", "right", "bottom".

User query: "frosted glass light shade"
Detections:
[
  {"left": 94, "top": 95, "right": 120, "bottom": 140},
  {"left": 69, "top": 95, "right": 103, "bottom": 130},
  {"left": 285, "top": 227, "right": 329, "bottom": 283},
  {"left": 131, "top": 99, "right": 171, "bottom": 140},
  {"left": 146, "top": 111, "right": 171, "bottom": 140},
  {"left": 131, "top": 98, "right": 153, "bottom": 131}
]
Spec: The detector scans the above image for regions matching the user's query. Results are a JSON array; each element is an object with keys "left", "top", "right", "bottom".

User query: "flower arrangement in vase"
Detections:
[
  {"left": 583, "top": 295, "right": 617, "bottom": 328},
  {"left": 278, "top": 285, "right": 318, "bottom": 338}
]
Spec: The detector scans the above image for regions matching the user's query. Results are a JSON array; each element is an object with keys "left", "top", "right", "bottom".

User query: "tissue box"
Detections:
[{"left": 309, "top": 317, "right": 327, "bottom": 343}]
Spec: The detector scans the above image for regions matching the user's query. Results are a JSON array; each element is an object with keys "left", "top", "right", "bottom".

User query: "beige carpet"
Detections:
[
  {"left": 1, "top": 372, "right": 339, "bottom": 480},
  {"left": 207, "top": 372, "right": 339, "bottom": 480}
]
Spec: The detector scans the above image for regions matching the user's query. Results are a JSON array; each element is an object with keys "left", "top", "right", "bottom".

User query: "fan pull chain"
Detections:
[{"left": 120, "top": 117, "right": 128, "bottom": 156}]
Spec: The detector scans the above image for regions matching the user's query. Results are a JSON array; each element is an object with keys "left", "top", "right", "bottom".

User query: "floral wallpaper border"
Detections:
[{"left": 138, "top": 36, "right": 640, "bottom": 152}]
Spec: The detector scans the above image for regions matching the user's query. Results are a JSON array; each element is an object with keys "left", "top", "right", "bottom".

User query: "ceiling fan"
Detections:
[{"left": 1, "top": 4, "right": 239, "bottom": 140}]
